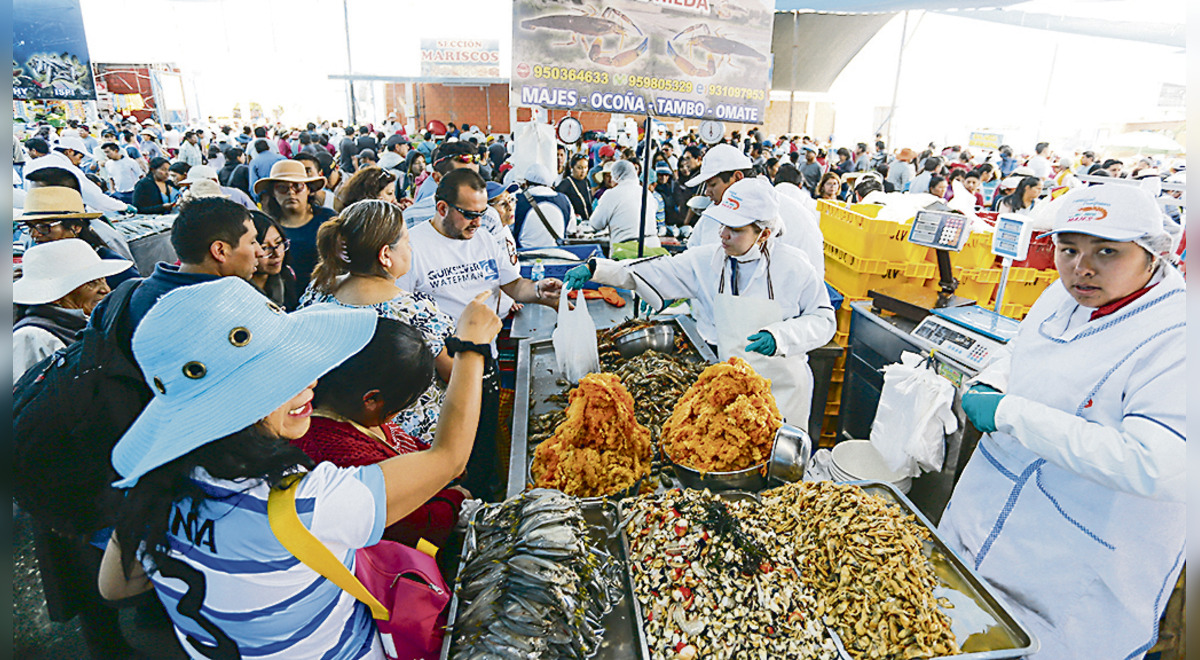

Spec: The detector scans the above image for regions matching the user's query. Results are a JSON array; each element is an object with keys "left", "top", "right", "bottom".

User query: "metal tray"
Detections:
[
  {"left": 615, "top": 492, "right": 852, "bottom": 660},
  {"left": 507, "top": 316, "right": 717, "bottom": 498},
  {"left": 439, "top": 500, "right": 641, "bottom": 660},
  {"left": 844, "top": 480, "right": 1040, "bottom": 659}
]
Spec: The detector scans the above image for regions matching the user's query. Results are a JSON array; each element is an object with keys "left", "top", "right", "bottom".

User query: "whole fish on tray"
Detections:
[{"left": 450, "top": 489, "right": 622, "bottom": 659}]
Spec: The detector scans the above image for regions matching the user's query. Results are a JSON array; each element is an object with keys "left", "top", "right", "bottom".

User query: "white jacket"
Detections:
[
  {"left": 586, "top": 180, "right": 661, "bottom": 247},
  {"left": 939, "top": 265, "right": 1185, "bottom": 659},
  {"left": 689, "top": 180, "right": 824, "bottom": 280},
  {"left": 592, "top": 242, "right": 835, "bottom": 355},
  {"left": 23, "top": 152, "right": 127, "bottom": 213}
]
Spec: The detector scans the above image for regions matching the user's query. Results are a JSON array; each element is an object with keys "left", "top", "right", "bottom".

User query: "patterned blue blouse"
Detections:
[{"left": 299, "top": 286, "right": 454, "bottom": 443}]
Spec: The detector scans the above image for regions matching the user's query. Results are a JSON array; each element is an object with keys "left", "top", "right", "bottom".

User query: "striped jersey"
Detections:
[{"left": 143, "top": 461, "right": 387, "bottom": 659}]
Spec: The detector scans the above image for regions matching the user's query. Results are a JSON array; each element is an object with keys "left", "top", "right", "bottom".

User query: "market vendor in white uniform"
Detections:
[
  {"left": 939, "top": 184, "right": 1185, "bottom": 659},
  {"left": 685, "top": 144, "right": 824, "bottom": 280},
  {"left": 565, "top": 177, "right": 835, "bottom": 428}
]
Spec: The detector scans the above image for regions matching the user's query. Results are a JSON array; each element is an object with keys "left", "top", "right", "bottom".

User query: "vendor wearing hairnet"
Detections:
[
  {"left": 565, "top": 177, "right": 835, "bottom": 427},
  {"left": 939, "top": 184, "right": 1185, "bottom": 659},
  {"left": 586, "top": 160, "right": 668, "bottom": 260}
]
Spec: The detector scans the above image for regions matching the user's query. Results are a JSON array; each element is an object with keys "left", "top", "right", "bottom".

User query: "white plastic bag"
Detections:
[
  {"left": 552, "top": 292, "right": 600, "bottom": 384},
  {"left": 869, "top": 352, "right": 959, "bottom": 477}
]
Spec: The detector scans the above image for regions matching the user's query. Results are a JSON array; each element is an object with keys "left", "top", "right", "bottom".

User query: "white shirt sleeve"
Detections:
[
  {"left": 13, "top": 327, "right": 64, "bottom": 383},
  {"left": 762, "top": 260, "right": 836, "bottom": 357},
  {"left": 301, "top": 461, "right": 389, "bottom": 549},
  {"left": 995, "top": 344, "right": 1186, "bottom": 502}
]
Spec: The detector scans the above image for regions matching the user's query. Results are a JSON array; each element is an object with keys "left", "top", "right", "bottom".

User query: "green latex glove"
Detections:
[
  {"left": 564, "top": 264, "right": 591, "bottom": 290},
  {"left": 745, "top": 331, "right": 776, "bottom": 356},
  {"left": 962, "top": 385, "right": 1004, "bottom": 433}
]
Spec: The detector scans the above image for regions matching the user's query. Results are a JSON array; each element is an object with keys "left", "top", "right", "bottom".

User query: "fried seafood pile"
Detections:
[
  {"left": 762, "top": 481, "right": 960, "bottom": 659},
  {"left": 661, "top": 357, "right": 782, "bottom": 473},
  {"left": 450, "top": 489, "right": 620, "bottom": 659},
  {"left": 531, "top": 373, "right": 653, "bottom": 498},
  {"left": 624, "top": 488, "right": 839, "bottom": 660}
]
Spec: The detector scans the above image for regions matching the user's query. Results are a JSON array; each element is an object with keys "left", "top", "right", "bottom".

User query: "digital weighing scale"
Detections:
[
  {"left": 911, "top": 305, "right": 1020, "bottom": 373},
  {"left": 870, "top": 210, "right": 978, "bottom": 322}
]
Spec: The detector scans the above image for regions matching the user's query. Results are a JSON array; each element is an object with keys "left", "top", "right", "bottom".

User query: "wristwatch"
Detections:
[{"left": 444, "top": 336, "right": 491, "bottom": 359}]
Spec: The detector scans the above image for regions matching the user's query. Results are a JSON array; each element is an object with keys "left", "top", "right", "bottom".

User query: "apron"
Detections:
[
  {"left": 939, "top": 275, "right": 1186, "bottom": 659},
  {"left": 711, "top": 249, "right": 813, "bottom": 427}
]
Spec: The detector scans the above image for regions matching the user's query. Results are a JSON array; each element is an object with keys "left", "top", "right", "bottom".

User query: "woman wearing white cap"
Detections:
[
  {"left": 940, "top": 184, "right": 1184, "bottom": 659},
  {"left": 14, "top": 238, "right": 133, "bottom": 381},
  {"left": 565, "top": 177, "right": 835, "bottom": 427},
  {"left": 98, "top": 277, "right": 501, "bottom": 658}
]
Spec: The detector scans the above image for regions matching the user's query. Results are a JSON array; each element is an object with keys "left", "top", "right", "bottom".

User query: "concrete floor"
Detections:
[{"left": 13, "top": 505, "right": 186, "bottom": 659}]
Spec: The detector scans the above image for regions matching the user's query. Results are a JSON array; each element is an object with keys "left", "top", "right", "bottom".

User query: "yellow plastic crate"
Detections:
[
  {"left": 825, "top": 246, "right": 938, "bottom": 299},
  {"left": 818, "top": 200, "right": 932, "bottom": 263},
  {"left": 834, "top": 329, "right": 849, "bottom": 347},
  {"left": 825, "top": 401, "right": 840, "bottom": 416},
  {"left": 835, "top": 307, "right": 852, "bottom": 333},
  {"left": 951, "top": 232, "right": 1000, "bottom": 270},
  {"left": 997, "top": 302, "right": 1033, "bottom": 320},
  {"left": 997, "top": 271, "right": 1058, "bottom": 307}
]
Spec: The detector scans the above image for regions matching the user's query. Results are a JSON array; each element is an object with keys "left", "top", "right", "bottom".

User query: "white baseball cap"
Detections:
[
  {"left": 685, "top": 144, "right": 752, "bottom": 188},
  {"left": 180, "top": 165, "right": 220, "bottom": 186},
  {"left": 53, "top": 136, "right": 89, "bottom": 155},
  {"left": 701, "top": 177, "right": 779, "bottom": 229},
  {"left": 1045, "top": 184, "right": 1164, "bottom": 242}
]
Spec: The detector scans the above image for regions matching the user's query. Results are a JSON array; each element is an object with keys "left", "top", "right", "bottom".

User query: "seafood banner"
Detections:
[
  {"left": 420, "top": 39, "right": 502, "bottom": 78},
  {"left": 13, "top": 0, "right": 97, "bottom": 101},
  {"left": 512, "top": 0, "right": 774, "bottom": 124}
]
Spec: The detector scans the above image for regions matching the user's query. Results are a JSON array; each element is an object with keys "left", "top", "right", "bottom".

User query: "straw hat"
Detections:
[
  {"left": 53, "top": 136, "right": 89, "bottom": 155},
  {"left": 253, "top": 159, "right": 324, "bottom": 195},
  {"left": 14, "top": 239, "right": 132, "bottom": 305},
  {"left": 16, "top": 187, "right": 102, "bottom": 221},
  {"left": 110, "top": 278, "right": 378, "bottom": 488}
]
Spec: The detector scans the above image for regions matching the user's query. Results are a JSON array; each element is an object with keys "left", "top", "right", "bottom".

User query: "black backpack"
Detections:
[{"left": 13, "top": 279, "right": 153, "bottom": 538}]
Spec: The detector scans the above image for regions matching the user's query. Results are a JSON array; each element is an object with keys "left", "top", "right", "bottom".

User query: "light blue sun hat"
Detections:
[{"left": 110, "top": 277, "right": 378, "bottom": 487}]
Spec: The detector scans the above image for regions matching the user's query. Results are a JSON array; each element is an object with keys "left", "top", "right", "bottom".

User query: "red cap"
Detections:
[{"left": 599, "top": 145, "right": 616, "bottom": 158}]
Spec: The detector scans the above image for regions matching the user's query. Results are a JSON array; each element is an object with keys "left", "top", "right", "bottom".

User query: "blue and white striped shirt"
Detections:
[{"left": 144, "top": 462, "right": 388, "bottom": 659}]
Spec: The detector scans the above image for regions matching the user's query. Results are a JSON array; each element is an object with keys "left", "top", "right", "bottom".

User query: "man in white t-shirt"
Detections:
[
  {"left": 398, "top": 168, "right": 563, "bottom": 501},
  {"left": 102, "top": 141, "right": 145, "bottom": 204}
]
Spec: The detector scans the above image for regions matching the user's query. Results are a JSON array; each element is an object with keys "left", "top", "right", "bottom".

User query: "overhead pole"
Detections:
[
  {"left": 343, "top": 0, "right": 357, "bottom": 125},
  {"left": 885, "top": 11, "right": 909, "bottom": 146},
  {"left": 633, "top": 114, "right": 654, "bottom": 318}
]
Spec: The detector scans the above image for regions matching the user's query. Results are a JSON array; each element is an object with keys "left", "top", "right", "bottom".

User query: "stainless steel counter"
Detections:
[
  {"left": 841, "top": 301, "right": 984, "bottom": 524},
  {"left": 509, "top": 296, "right": 635, "bottom": 340},
  {"left": 507, "top": 316, "right": 717, "bottom": 498}
]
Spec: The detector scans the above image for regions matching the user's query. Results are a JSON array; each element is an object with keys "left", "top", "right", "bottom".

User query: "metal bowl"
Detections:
[
  {"left": 767, "top": 423, "right": 812, "bottom": 485},
  {"left": 613, "top": 324, "right": 676, "bottom": 359},
  {"left": 669, "top": 458, "right": 769, "bottom": 492}
]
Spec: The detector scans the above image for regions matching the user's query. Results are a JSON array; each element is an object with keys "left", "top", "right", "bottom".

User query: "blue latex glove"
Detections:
[
  {"left": 638, "top": 299, "right": 655, "bottom": 317},
  {"left": 125, "top": 204, "right": 139, "bottom": 214},
  {"left": 962, "top": 386, "right": 1004, "bottom": 433},
  {"left": 745, "top": 331, "right": 776, "bottom": 356},
  {"left": 563, "top": 264, "right": 592, "bottom": 290}
]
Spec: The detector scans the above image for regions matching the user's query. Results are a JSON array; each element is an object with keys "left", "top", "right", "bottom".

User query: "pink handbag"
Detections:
[{"left": 268, "top": 474, "right": 450, "bottom": 660}]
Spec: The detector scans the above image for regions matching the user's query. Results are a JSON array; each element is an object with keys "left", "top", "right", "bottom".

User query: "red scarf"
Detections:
[{"left": 1089, "top": 283, "right": 1158, "bottom": 321}]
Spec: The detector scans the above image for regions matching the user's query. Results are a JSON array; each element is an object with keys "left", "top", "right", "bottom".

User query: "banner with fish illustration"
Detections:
[
  {"left": 13, "top": 0, "right": 97, "bottom": 101},
  {"left": 512, "top": 0, "right": 774, "bottom": 124}
]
